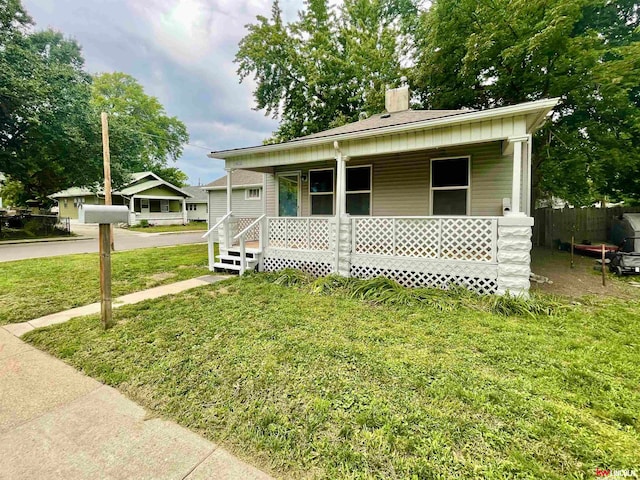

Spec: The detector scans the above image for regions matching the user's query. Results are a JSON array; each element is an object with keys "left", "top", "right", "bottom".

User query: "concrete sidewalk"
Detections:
[
  {"left": 4, "top": 275, "right": 228, "bottom": 337},
  {"left": 0, "top": 275, "right": 272, "bottom": 480}
]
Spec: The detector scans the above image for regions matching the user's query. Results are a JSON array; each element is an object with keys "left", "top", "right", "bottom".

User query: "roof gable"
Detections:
[{"left": 49, "top": 171, "right": 191, "bottom": 199}]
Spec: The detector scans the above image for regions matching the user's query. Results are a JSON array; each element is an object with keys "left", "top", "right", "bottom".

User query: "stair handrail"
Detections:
[
  {"left": 232, "top": 214, "right": 266, "bottom": 241},
  {"left": 202, "top": 211, "right": 232, "bottom": 239},
  {"left": 234, "top": 214, "right": 266, "bottom": 275}
]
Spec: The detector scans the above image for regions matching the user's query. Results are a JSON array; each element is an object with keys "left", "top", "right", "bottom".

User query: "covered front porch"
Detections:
[{"left": 205, "top": 98, "right": 558, "bottom": 296}]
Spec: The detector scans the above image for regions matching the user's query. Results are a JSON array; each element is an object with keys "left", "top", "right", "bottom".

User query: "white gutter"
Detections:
[{"left": 209, "top": 98, "right": 560, "bottom": 160}]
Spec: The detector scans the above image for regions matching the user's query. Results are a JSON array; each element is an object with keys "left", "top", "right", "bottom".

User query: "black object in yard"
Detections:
[{"left": 608, "top": 251, "right": 640, "bottom": 276}]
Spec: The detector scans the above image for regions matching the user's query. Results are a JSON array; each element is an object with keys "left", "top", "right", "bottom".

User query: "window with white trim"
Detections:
[
  {"left": 431, "top": 157, "right": 470, "bottom": 215},
  {"left": 245, "top": 188, "right": 261, "bottom": 200},
  {"left": 346, "top": 165, "right": 372, "bottom": 216},
  {"left": 309, "top": 169, "right": 334, "bottom": 215},
  {"left": 141, "top": 198, "right": 149, "bottom": 209}
]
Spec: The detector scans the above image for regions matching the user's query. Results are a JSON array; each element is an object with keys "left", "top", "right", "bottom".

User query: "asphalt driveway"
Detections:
[{"left": 0, "top": 224, "right": 207, "bottom": 263}]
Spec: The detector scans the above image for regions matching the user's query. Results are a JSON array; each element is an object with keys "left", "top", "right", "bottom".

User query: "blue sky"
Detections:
[{"left": 22, "top": 0, "right": 304, "bottom": 185}]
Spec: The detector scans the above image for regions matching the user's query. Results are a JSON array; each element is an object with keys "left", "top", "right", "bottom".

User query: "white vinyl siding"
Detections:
[
  {"left": 186, "top": 202, "right": 208, "bottom": 221},
  {"left": 263, "top": 141, "right": 510, "bottom": 217}
]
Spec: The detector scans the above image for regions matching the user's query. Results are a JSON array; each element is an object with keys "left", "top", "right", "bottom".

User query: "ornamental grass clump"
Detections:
[{"left": 261, "top": 271, "right": 568, "bottom": 318}]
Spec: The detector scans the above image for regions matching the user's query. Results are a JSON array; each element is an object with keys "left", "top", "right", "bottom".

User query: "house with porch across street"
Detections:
[
  {"left": 50, "top": 171, "right": 191, "bottom": 226},
  {"left": 204, "top": 87, "right": 558, "bottom": 296}
]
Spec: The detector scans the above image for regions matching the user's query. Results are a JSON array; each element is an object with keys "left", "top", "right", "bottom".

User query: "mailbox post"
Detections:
[{"left": 79, "top": 205, "right": 129, "bottom": 329}]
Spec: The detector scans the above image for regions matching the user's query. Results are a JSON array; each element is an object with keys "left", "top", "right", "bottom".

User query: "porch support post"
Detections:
[
  {"left": 128, "top": 195, "right": 136, "bottom": 226},
  {"left": 226, "top": 168, "right": 233, "bottom": 214},
  {"left": 182, "top": 197, "right": 187, "bottom": 224},
  {"left": 526, "top": 134, "right": 533, "bottom": 216},
  {"left": 224, "top": 167, "right": 234, "bottom": 249},
  {"left": 497, "top": 215, "right": 534, "bottom": 297},
  {"left": 334, "top": 141, "right": 351, "bottom": 276},
  {"left": 507, "top": 135, "right": 529, "bottom": 215}
]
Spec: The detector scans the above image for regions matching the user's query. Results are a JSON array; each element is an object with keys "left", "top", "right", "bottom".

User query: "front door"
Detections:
[{"left": 278, "top": 173, "right": 300, "bottom": 217}]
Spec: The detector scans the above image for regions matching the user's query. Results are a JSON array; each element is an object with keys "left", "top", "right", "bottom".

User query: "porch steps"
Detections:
[{"left": 212, "top": 250, "right": 261, "bottom": 274}]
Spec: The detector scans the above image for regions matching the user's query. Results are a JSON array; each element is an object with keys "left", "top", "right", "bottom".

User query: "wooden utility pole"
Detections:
[
  {"left": 101, "top": 112, "right": 115, "bottom": 250},
  {"left": 99, "top": 223, "right": 113, "bottom": 329},
  {"left": 100, "top": 112, "right": 114, "bottom": 329}
]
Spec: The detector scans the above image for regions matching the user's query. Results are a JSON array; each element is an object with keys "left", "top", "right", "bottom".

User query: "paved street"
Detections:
[{"left": 0, "top": 224, "right": 207, "bottom": 263}]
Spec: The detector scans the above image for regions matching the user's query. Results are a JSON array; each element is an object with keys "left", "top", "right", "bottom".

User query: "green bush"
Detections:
[{"left": 138, "top": 219, "right": 149, "bottom": 228}]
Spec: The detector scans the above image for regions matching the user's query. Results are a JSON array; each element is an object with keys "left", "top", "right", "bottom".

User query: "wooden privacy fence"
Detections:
[{"left": 533, "top": 207, "right": 640, "bottom": 247}]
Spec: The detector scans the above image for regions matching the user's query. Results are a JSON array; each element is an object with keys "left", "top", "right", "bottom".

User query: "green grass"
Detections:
[
  {"left": 128, "top": 222, "right": 208, "bottom": 233},
  {"left": 0, "top": 243, "right": 214, "bottom": 324},
  {"left": 24, "top": 274, "right": 640, "bottom": 479}
]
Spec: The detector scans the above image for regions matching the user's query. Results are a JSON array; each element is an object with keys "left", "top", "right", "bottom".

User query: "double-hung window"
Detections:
[
  {"left": 309, "top": 169, "right": 334, "bottom": 215},
  {"left": 431, "top": 157, "right": 470, "bottom": 215},
  {"left": 346, "top": 166, "right": 372, "bottom": 216}
]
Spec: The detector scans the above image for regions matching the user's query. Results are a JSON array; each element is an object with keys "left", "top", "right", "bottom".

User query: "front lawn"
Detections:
[
  {"left": 0, "top": 243, "right": 214, "bottom": 324},
  {"left": 128, "top": 222, "right": 208, "bottom": 233},
  {"left": 24, "top": 274, "right": 640, "bottom": 479}
]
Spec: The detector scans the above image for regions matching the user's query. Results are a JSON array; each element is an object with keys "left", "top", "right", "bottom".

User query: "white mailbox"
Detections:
[{"left": 79, "top": 204, "right": 129, "bottom": 224}]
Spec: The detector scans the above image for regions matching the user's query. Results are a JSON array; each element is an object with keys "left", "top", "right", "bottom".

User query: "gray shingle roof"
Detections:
[
  {"left": 296, "top": 109, "right": 471, "bottom": 141},
  {"left": 205, "top": 170, "right": 264, "bottom": 188},
  {"left": 182, "top": 186, "right": 208, "bottom": 203}
]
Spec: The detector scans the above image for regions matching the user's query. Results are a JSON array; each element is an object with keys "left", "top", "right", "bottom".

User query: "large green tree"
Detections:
[
  {"left": 236, "top": 0, "right": 418, "bottom": 142},
  {"left": 90, "top": 72, "right": 189, "bottom": 187},
  {"left": 412, "top": 0, "right": 640, "bottom": 205},
  {"left": 0, "top": 1, "right": 190, "bottom": 203},
  {"left": 0, "top": 8, "right": 98, "bottom": 203}
]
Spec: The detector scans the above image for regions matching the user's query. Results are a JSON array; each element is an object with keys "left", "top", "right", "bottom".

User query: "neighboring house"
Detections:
[
  {"left": 182, "top": 186, "right": 209, "bottom": 222},
  {"left": 49, "top": 172, "right": 191, "bottom": 226},
  {"left": 205, "top": 86, "right": 558, "bottom": 297},
  {"left": 202, "top": 170, "right": 265, "bottom": 243}
]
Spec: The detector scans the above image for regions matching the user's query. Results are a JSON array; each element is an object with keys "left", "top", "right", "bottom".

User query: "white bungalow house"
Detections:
[
  {"left": 50, "top": 172, "right": 191, "bottom": 226},
  {"left": 204, "top": 87, "right": 558, "bottom": 296}
]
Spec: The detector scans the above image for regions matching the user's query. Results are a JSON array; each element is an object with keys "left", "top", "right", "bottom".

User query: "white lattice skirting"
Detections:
[
  {"left": 263, "top": 248, "right": 335, "bottom": 277},
  {"left": 350, "top": 255, "right": 498, "bottom": 294}
]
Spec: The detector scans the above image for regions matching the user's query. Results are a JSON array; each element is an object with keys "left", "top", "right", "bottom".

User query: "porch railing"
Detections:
[
  {"left": 233, "top": 215, "right": 267, "bottom": 274},
  {"left": 352, "top": 216, "right": 499, "bottom": 263},
  {"left": 267, "top": 217, "right": 333, "bottom": 251},
  {"left": 230, "top": 217, "right": 261, "bottom": 246}
]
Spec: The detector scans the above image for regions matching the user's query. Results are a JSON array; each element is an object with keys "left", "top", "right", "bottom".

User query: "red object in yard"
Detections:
[{"left": 573, "top": 244, "right": 619, "bottom": 256}]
